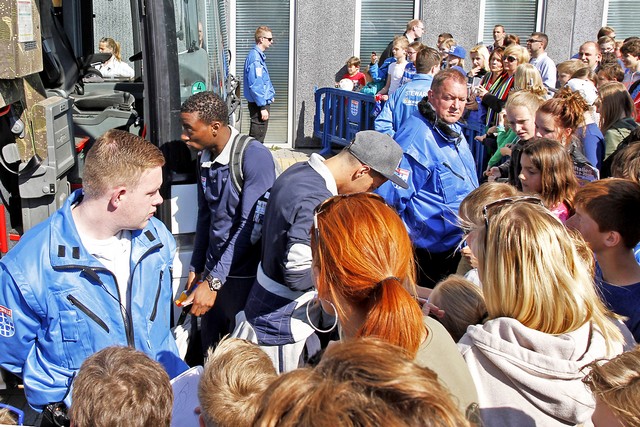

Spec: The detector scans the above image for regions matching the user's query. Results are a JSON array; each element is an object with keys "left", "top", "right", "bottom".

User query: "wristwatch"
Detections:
[{"left": 204, "top": 274, "right": 223, "bottom": 292}]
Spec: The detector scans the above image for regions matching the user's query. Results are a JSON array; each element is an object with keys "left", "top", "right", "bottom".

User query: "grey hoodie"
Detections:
[{"left": 458, "top": 317, "right": 624, "bottom": 427}]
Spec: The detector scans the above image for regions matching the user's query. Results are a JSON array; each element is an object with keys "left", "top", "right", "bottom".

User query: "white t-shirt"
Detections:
[
  {"left": 388, "top": 62, "right": 407, "bottom": 95},
  {"left": 80, "top": 230, "right": 132, "bottom": 308}
]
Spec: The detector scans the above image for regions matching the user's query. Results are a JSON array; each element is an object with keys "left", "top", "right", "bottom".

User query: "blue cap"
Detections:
[{"left": 448, "top": 45, "right": 467, "bottom": 59}]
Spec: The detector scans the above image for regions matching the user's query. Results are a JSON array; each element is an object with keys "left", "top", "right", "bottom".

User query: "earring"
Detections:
[{"left": 306, "top": 293, "right": 338, "bottom": 333}]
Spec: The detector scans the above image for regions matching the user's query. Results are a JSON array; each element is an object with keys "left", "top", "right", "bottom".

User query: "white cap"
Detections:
[{"left": 565, "top": 78, "right": 598, "bottom": 106}]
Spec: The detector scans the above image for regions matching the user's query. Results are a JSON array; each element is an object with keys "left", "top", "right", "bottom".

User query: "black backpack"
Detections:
[{"left": 228, "top": 133, "right": 254, "bottom": 194}]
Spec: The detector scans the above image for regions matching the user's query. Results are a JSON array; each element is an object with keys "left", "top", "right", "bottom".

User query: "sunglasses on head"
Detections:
[
  {"left": 481, "top": 196, "right": 544, "bottom": 246},
  {"left": 313, "top": 193, "right": 386, "bottom": 245}
]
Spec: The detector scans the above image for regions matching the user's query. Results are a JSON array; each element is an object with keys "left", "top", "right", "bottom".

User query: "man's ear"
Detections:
[
  {"left": 109, "top": 187, "right": 127, "bottom": 209},
  {"left": 604, "top": 230, "right": 622, "bottom": 248},
  {"left": 355, "top": 164, "right": 371, "bottom": 179}
]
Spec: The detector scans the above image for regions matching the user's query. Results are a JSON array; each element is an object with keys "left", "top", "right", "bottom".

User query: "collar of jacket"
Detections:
[{"left": 417, "top": 97, "right": 462, "bottom": 144}]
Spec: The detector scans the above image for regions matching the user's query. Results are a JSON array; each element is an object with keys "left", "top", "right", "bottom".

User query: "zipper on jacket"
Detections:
[
  {"left": 149, "top": 270, "right": 164, "bottom": 322},
  {"left": 442, "top": 161, "right": 466, "bottom": 180},
  {"left": 67, "top": 294, "right": 110, "bottom": 333}
]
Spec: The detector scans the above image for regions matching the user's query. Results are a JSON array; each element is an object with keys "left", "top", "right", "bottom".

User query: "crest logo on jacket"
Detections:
[{"left": 0, "top": 305, "right": 15, "bottom": 338}]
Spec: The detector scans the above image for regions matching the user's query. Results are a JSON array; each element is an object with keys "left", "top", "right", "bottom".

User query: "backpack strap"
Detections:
[{"left": 229, "top": 134, "right": 254, "bottom": 194}]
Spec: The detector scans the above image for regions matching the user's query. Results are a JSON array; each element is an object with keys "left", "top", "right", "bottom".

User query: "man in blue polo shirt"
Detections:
[
  {"left": 243, "top": 26, "right": 276, "bottom": 143},
  {"left": 180, "top": 91, "right": 276, "bottom": 355}
]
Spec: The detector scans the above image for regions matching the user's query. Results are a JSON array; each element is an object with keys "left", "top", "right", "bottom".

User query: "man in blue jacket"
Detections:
[
  {"left": 0, "top": 130, "right": 187, "bottom": 414},
  {"left": 377, "top": 69, "right": 479, "bottom": 288},
  {"left": 375, "top": 47, "right": 441, "bottom": 137},
  {"left": 243, "top": 26, "right": 276, "bottom": 143},
  {"left": 180, "top": 91, "right": 275, "bottom": 355}
]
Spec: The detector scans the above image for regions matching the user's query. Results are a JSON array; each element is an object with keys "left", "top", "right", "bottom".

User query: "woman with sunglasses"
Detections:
[
  {"left": 310, "top": 193, "right": 479, "bottom": 420},
  {"left": 477, "top": 44, "right": 530, "bottom": 128},
  {"left": 460, "top": 199, "right": 626, "bottom": 426}
]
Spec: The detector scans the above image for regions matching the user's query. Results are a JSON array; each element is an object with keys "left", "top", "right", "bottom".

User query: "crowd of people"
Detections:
[{"left": 2, "top": 21, "right": 640, "bottom": 427}]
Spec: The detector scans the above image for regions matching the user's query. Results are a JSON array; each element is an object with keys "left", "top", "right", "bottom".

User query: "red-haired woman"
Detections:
[{"left": 310, "top": 193, "right": 478, "bottom": 419}]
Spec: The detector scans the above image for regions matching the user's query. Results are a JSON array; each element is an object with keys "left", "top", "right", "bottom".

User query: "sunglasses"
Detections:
[
  {"left": 527, "top": 39, "right": 543, "bottom": 43},
  {"left": 503, "top": 56, "right": 518, "bottom": 63},
  {"left": 481, "top": 196, "right": 544, "bottom": 246},
  {"left": 313, "top": 193, "right": 386, "bottom": 246},
  {"left": 262, "top": 37, "right": 273, "bottom": 42}
]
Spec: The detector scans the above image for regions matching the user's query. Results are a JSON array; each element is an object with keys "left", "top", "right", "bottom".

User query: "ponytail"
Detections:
[{"left": 358, "top": 277, "right": 424, "bottom": 357}]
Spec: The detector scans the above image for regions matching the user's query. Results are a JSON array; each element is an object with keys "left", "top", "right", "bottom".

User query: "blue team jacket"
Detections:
[
  {"left": 375, "top": 73, "right": 434, "bottom": 137},
  {"left": 243, "top": 45, "right": 275, "bottom": 107},
  {"left": 0, "top": 190, "right": 187, "bottom": 410},
  {"left": 377, "top": 111, "right": 479, "bottom": 253}
]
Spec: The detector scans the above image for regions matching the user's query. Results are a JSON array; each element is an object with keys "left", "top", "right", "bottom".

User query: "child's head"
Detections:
[
  {"left": 535, "top": 87, "right": 588, "bottom": 145},
  {"left": 571, "top": 67, "right": 599, "bottom": 87},
  {"left": 199, "top": 337, "right": 277, "bottom": 427},
  {"left": 430, "top": 276, "right": 487, "bottom": 342},
  {"left": 406, "top": 41, "right": 424, "bottom": 64},
  {"left": 446, "top": 45, "right": 466, "bottom": 68},
  {"left": 597, "top": 62, "right": 624, "bottom": 85},
  {"left": 557, "top": 59, "right": 587, "bottom": 87},
  {"left": 520, "top": 138, "right": 578, "bottom": 209},
  {"left": 459, "top": 182, "right": 519, "bottom": 227},
  {"left": 513, "top": 63, "right": 546, "bottom": 96},
  {"left": 568, "top": 179, "right": 640, "bottom": 252},
  {"left": 505, "top": 90, "right": 545, "bottom": 141},
  {"left": 346, "top": 56, "right": 361, "bottom": 76},
  {"left": 469, "top": 44, "right": 490, "bottom": 71},
  {"left": 392, "top": 36, "right": 410, "bottom": 61},
  {"left": 611, "top": 141, "right": 640, "bottom": 183},
  {"left": 598, "top": 35, "right": 616, "bottom": 54},
  {"left": 415, "top": 47, "right": 441, "bottom": 75},
  {"left": 438, "top": 37, "right": 456, "bottom": 59},
  {"left": 598, "top": 82, "right": 635, "bottom": 133},
  {"left": 583, "top": 346, "right": 640, "bottom": 427}
]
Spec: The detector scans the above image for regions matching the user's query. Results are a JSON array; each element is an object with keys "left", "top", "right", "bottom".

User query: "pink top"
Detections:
[{"left": 550, "top": 201, "right": 570, "bottom": 223}]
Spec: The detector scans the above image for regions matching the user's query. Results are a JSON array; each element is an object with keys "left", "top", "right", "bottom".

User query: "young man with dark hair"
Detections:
[
  {"left": 70, "top": 346, "right": 173, "bottom": 427},
  {"left": 621, "top": 39, "right": 640, "bottom": 89},
  {"left": 180, "top": 91, "right": 276, "bottom": 356},
  {"left": 566, "top": 178, "right": 640, "bottom": 341},
  {"left": 0, "top": 130, "right": 187, "bottom": 416}
]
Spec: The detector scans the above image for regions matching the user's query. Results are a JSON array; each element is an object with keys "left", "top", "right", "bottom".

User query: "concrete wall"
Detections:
[
  {"left": 293, "top": 0, "right": 356, "bottom": 148},
  {"left": 544, "top": 0, "right": 606, "bottom": 64}
]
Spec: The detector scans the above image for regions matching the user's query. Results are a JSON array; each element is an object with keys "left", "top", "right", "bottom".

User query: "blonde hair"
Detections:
[
  {"left": 99, "top": 37, "right": 121, "bottom": 61},
  {"left": 82, "top": 129, "right": 165, "bottom": 200},
  {"left": 253, "top": 338, "right": 470, "bottom": 427},
  {"left": 199, "top": 337, "right": 277, "bottom": 427},
  {"left": 254, "top": 26, "right": 272, "bottom": 43},
  {"left": 0, "top": 408, "right": 16, "bottom": 425},
  {"left": 392, "top": 35, "right": 410, "bottom": 51},
  {"left": 459, "top": 182, "right": 518, "bottom": 229},
  {"left": 513, "top": 63, "right": 546, "bottom": 96},
  {"left": 505, "top": 89, "right": 545, "bottom": 118},
  {"left": 474, "top": 203, "right": 623, "bottom": 354},
  {"left": 430, "top": 276, "right": 487, "bottom": 342},
  {"left": 503, "top": 44, "right": 530, "bottom": 65},
  {"left": 469, "top": 44, "right": 490, "bottom": 72},
  {"left": 583, "top": 345, "right": 640, "bottom": 427}
]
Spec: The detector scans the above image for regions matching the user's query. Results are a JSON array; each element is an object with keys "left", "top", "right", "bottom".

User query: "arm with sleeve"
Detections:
[
  {"left": 244, "top": 49, "right": 274, "bottom": 107},
  {"left": 207, "top": 143, "right": 276, "bottom": 283},
  {"left": 282, "top": 198, "right": 323, "bottom": 292},
  {"left": 374, "top": 95, "right": 397, "bottom": 136}
]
